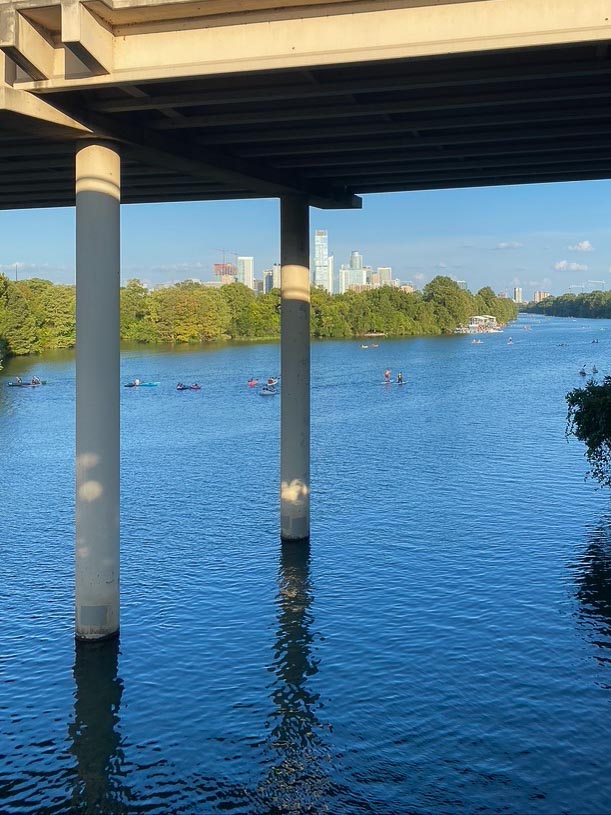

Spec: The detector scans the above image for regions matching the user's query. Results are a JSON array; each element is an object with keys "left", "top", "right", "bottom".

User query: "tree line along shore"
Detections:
[
  {"left": 523, "top": 291, "right": 611, "bottom": 319},
  {"left": 0, "top": 274, "right": 517, "bottom": 368}
]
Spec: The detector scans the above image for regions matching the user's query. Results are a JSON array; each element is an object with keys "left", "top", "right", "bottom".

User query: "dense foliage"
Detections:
[
  {"left": 525, "top": 291, "right": 611, "bottom": 319},
  {"left": 566, "top": 379, "right": 611, "bottom": 488},
  {"left": 0, "top": 274, "right": 517, "bottom": 367}
]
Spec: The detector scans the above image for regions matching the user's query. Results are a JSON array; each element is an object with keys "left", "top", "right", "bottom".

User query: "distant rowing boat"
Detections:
[
  {"left": 124, "top": 382, "right": 159, "bottom": 388},
  {"left": 8, "top": 380, "right": 46, "bottom": 387}
]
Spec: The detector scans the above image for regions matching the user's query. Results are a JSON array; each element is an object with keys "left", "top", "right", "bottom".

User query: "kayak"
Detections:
[
  {"left": 259, "top": 386, "right": 277, "bottom": 396},
  {"left": 177, "top": 384, "right": 201, "bottom": 391},
  {"left": 247, "top": 379, "right": 259, "bottom": 387},
  {"left": 8, "top": 380, "right": 46, "bottom": 387},
  {"left": 124, "top": 382, "right": 159, "bottom": 388}
]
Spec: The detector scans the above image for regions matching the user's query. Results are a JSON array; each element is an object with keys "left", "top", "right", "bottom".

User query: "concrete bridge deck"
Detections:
[{"left": 1, "top": 0, "right": 611, "bottom": 210}]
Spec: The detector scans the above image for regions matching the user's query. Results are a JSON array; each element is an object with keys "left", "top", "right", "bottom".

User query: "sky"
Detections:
[{"left": 2, "top": 178, "right": 611, "bottom": 298}]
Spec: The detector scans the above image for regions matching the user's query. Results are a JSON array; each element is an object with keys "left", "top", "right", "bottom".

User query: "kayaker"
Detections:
[
  {"left": 31, "top": 376, "right": 41, "bottom": 385},
  {"left": 15, "top": 376, "right": 22, "bottom": 385},
  {"left": 134, "top": 378, "right": 140, "bottom": 386}
]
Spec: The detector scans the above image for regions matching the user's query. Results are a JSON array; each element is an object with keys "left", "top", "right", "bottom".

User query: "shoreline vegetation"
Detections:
[
  {"left": 524, "top": 291, "right": 611, "bottom": 319},
  {"left": 0, "top": 274, "right": 517, "bottom": 368}
]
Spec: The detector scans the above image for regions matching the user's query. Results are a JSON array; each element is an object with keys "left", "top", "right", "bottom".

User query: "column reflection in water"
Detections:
[
  {"left": 68, "top": 638, "right": 130, "bottom": 813},
  {"left": 258, "top": 541, "right": 332, "bottom": 811},
  {"left": 573, "top": 517, "right": 611, "bottom": 666}
]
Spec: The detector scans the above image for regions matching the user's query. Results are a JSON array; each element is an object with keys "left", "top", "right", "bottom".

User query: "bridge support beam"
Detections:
[
  {"left": 280, "top": 195, "right": 310, "bottom": 541},
  {"left": 75, "top": 140, "right": 121, "bottom": 640}
]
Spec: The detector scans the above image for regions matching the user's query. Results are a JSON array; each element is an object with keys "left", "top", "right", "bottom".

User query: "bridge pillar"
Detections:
[
  {"left": 74, "top": 140, "right": 121, "bottom": 641},
  {"left": 280, "top": 195, "right": 310, "bottom": 541}
]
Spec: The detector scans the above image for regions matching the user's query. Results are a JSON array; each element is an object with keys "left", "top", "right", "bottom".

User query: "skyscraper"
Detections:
[
  {"left": 272, "top": 263, "right": 282, "bottom": 290},
  {"left": 513, "top": 286, "right": 523, "bottom": 303},
  {"left": 376, "top": 266, "right": 392, "bottom": 286},
  {"left": 237, "top": 256, "right": 254, "bottom": 289},
  {"left": 313, "top": 230, "right": 333, "bottom": 293},
  {"left": 350, "top": 250, "right": 363, "bottom": 271}
]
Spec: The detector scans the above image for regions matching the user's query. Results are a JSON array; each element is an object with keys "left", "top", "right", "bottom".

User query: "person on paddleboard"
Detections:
[
  {"left": 384, "top": 369, "right": 391, "bottom": 383},
  {"left": 396, "top": 371, "right": 403, "bottom": 384}
]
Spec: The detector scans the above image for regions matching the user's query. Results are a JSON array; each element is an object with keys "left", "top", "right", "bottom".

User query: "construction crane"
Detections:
[
  {"left": 214, "top": 248, "right": 239, "bottom": 277},
  {"left": 587, "top": 280, "right": 606, "bottom": 291},
  {"left": 568, "top": 284, "right": 585, "bottom": 294}
]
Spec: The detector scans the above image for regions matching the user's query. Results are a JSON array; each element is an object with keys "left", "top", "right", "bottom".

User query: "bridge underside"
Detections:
[
  {"left": 1, "top": 0, "right": 611, "bottom": 209},
  {"left": 3, "top": 0, "right": 611, "bottom": 638}
]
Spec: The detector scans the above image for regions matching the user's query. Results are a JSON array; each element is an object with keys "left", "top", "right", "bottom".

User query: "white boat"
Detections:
[{"left": 259, "top": 385, "right": 277, "bottom": 396}]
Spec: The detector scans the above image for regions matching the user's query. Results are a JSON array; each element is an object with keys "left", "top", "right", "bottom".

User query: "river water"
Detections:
[{"left": 1, "top": 315, "right": 610, "bottom": 814}]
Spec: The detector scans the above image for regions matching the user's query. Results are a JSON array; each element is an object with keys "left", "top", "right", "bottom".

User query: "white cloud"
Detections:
[
  {"left": 413, "top": 273, "right": 425, "bottom": 283},
  {"left": 435, "top": 262, "right": 447, "bottom": 269},
  {"left": 496, "top": 241, "right": 523, "bottom": 250},
  {"left": 554, "top": 260, "right": 588, "bottom": 272},
  {"left": 568, "top": 240, "right": 594, "bottom": 252}
]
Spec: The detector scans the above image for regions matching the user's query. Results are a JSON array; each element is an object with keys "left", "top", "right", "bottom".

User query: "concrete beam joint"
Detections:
[
  {"left": 0, "top": 9, "right": 55, "bottom": 80},
  {"left": 62, "top": 0, "right": 113, "bottom": 75}
]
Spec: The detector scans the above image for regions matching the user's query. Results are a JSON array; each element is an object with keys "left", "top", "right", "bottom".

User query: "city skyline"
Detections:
[{"left": 2, "top": 179, "right": 611, "bottom": 297}]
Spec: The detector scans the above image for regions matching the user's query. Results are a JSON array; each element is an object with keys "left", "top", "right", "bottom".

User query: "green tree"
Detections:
[
  {"left": 248, "top": 290, "right": 280, "bottom": 338},
  {"left": 219, "top": 282, "right": 257, "bottom": 338},
  {"left": 120, "top": 279, "right": 151, "bottom": 340},
  {"left": 422, "top": 276, "right": 473, "bottom": 332},
  {"left": 32, "top": 282, "right": 75, "bottom": 348},
  {"left": 0, "top": 275, "right": 37, "bottom": 355},
  {"left": 566, "top": 379, "right": 611, "bottom": 487}
]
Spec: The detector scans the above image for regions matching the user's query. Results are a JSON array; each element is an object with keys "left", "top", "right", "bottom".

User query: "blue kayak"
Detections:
[
  {"left": 124, "top": 382, "right": 159, "bottom": 388},
  {"left": 8, "top": 380, "right": 46, "bottom": 387}
]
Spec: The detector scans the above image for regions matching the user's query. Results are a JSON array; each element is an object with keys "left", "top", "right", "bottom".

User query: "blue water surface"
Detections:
[{"left": 1, "top": 315, "right": 610, "bottom": 814}]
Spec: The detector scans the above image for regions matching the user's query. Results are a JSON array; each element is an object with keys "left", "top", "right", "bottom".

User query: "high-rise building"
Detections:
[
  {"left": 533, "top": 290, "right": 551, "bottom": 303},
  {"left": 237, "top": 256, "right": 254, "bottom": 289},
  {"left": 339, "top": 265, "right": 368, "bottom": 293},
  {"left": 313, "top": 230, "right": 333, "bottom": 293},
  {"left": 513, "top": 286, "right": 523, "bottom": 303},
  {"left": 456, "top": 280, "right": 468, "bottom": 291},
  {"left": 272, "top": 263, "right": 281, "bottom": 290},
  {"left": 350, "top": 250, "right": 362, "bottom": 270},
  {"left": 376, "top": 267, "right": 392, "bottom": 286},
  {"left": 213, "top": 262, "right": 236, "bottom": 278},
  {"left": 262, "top": 264, "right": 282, "bottom": 292}
]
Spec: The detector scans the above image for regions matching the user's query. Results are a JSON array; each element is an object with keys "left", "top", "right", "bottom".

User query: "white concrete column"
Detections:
[
  {"left": 75, "top": 140, "right": 120, "bottom": 640},
  {"left": 280, "top": 196, "right": 310, "bottom": 540}
]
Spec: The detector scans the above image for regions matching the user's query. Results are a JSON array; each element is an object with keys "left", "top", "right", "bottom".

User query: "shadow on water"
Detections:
[
  {"left": 68, "top": 638, "right": 131, "bottom": 814},
  {"left": 257, "top": 541, "right": 333, "bottom": 814},
  {"left": 572, "top": 515, "right": 611, "bottom": 670}
]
